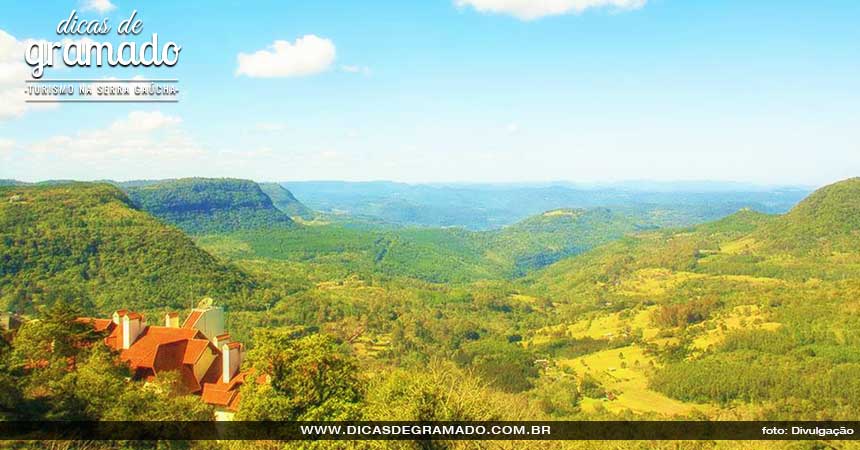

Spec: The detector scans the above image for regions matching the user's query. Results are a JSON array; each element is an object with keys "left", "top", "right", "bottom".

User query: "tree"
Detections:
[
  {"left": 454, "top": 339, "right": 539, "bottom": 393},
  {"left": 238, "top": 333, "right": 363, "bottom": 420},
  {"left": 9, "top": 300, "right": 95, "bottom": 396},
  {"left": 363, "top": 360, "right": 507, "bottom": 421},
  {"left": 0, "top": 338, "right": 23, "bottom": 416},
  {"left": 71, "top": 345, "right": 131, "bottom": 419},
  {"left": 103, "top": 371, "right": 214, "bottom": 421}
]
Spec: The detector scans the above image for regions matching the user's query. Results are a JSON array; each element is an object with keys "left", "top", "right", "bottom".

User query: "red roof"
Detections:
[
  {"left": 200, "top": 369, "right": 261, "bottom": 411},
  {"left": 96, "top": 323, "right": 220, "bottom": 393},
  {"left": 105, "top": 324, "right": 121, "bottom": 349},
  {"left": 152, "top": 340, "right": 186, "bottom": 372},
  {"left": 182, "top": 339, "right": 212, "bottom": 365},
  {"left": 78, "top": 311, "right": 252, "bottom": 409},
  {"left": 182, "top": 310, "right": 203, "bottom": 329},
  {"left": 201, "top": 384, "right": 238, "bottom": 408},
  {"left": 119, "top": 326, "right": 210, "bottom": 367},
  {"left": 166, "top": 312, "right": 179, "bottom": 318}
]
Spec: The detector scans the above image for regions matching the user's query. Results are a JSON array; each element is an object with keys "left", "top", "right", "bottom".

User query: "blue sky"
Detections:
[{"left": 0, "top": 0, "right": 858, "bottom": 185}]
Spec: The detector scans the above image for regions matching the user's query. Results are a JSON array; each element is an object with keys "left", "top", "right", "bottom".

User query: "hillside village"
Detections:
[{"left": 76, "top": 301, "right": 259, "bottom": 419}]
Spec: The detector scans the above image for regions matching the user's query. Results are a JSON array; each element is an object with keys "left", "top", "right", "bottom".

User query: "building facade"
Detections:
[{"left": 77, "top": 305, "right": 253, "bottom": 417}]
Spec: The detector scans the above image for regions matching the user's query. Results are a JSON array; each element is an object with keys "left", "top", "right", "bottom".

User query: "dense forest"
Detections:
[
  {"left": 124, "top": 178, "right": 295, "bottom": 234},
  {"left": 1, "top": 177, "right": 858, "bottom": 449},
  {"left": 0, "top": 183, "right": 257, "bottom": 314},
  {"left": 258, "top": 182, "right": 315, "bottom": 221},
  {"left": 197, "top": 204, "right": 658, "bottom": 281}
]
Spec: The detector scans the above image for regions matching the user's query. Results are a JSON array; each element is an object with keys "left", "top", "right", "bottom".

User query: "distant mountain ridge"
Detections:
[
  {"left": 534, "top": 177, "right": 860, "bottom": 295},
  {"left": 3, "top": 178, "right": 811, "bottom": 231},
  {"left": 281, "top": 181, "right": 811, "bottom": 230},
  {"left": 123, "top": 178, "right": 295, "bottom": 234}
]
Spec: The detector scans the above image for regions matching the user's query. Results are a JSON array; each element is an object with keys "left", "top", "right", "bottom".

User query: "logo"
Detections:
[{"left": 23, "top": 9, "right": 181, "bottom": 103}]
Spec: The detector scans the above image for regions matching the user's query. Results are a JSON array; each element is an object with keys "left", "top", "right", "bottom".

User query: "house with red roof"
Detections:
[{"left": 77, "top": 304, "right": 253, "bottom": 418}]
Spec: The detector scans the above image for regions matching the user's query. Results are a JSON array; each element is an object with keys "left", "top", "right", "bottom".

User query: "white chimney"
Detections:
[
  {"left": 214, "top": 333, "right": 231, "bottom": 348},
  {"left": 165, "top": 312, "right": 179, "bottom": 328},
  {"left": 221, "top": 342, "right": 242, "bottom": 383},
  {"left": 112, "top": 309, "right": 128, "bottom": 325},
  {"left": 121, "top": 313, "right": 144, "bottom": 349}
]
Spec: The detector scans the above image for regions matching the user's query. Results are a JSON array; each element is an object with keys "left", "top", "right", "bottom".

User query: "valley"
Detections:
[{"left": 1, "top": 176, "right": 859, "bottom": 447}]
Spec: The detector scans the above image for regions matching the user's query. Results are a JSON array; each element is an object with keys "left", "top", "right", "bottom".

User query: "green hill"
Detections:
[
  {"left": 531, "top": 207, "right": 779, "bottom": 301},
  {"left": 525, "top": 178, "right": 860, "bottom": 419},
  {"left": 0, "top": 183, "right": 256, "bottom": 314},
  {"left": 691, "top": 207, "right": 775, "bottom": 235},
  {"left": 258, "top": 182, "right": 315, "bottom": 220},
  {"left": 751, "top": 177, "right": 860, "bottom": 253},
  {"left": 198, "top": 208, "right": 650, "bottom": 283},
  {"left": 125, "top": 178, "right": 294, "bottom": 234},
  {"left": 485, "top": 208, "right": 645, "bottom": 275},
  {"left": 198, "top": 225, "right": 506, "bottom": 283}
]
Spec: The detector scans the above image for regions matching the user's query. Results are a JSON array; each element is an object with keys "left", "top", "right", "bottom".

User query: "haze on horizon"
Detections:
[{"left": 2, "top": 176, "right": 824, "bottom": 192}]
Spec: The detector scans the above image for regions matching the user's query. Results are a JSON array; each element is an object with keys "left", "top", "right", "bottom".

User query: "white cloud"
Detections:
[
  {"left": 340, "top": 65, "right": 371, "bottom": 76},
  {"left": 0, "top": 29, "right": 58, "bottom": 121},
  {"left": 236, "top": 35, "right": 336, "bottom": 78},
  {"left": 110, "top": 110, "right": 183, "bottom": 133},
  {"left": 29, "top": 111, "right": 201, "bottom": 163},
  {"left": 455, "top": 0, "right": 646, "bottom": 20},
  {"left": 0, "top": 31, "right": 18, "bottom": 65},
  {"left": 81, "top": 0, "right": 117, "bottom": 14},
  {"left": 0, "top": 138, "right": 14, "bottom": 158},
  {"left": 505, "top": 122, "right": 520, "bottom": 134},
  {"left": 13, "top": 111, "right": 305, "bottom": 180}
]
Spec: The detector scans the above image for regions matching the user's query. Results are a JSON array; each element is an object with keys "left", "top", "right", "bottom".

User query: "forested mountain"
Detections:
[
  {"left": 198, "top": 207, "right": 647, "bottom": 282},
  {"left": 258, "top": 182, "right": 315, "bottom": 220},
  {"left": 198, "top": 225, "right": 507, "bottom": 283},
  {"left": 0, "top": 183, "right": 256, "bottom": 314},
  {"left": 484, "top": 208, "right": 647, "bottom": 275},
  {"left": 282, "top": 181, "right": 810, "bottom": 230},
  {"left": 750, "top": 177, "right": 860, "bottom": 254},
  {"left": 124, "top": 178, "right": 294, "bottom": 234}
]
